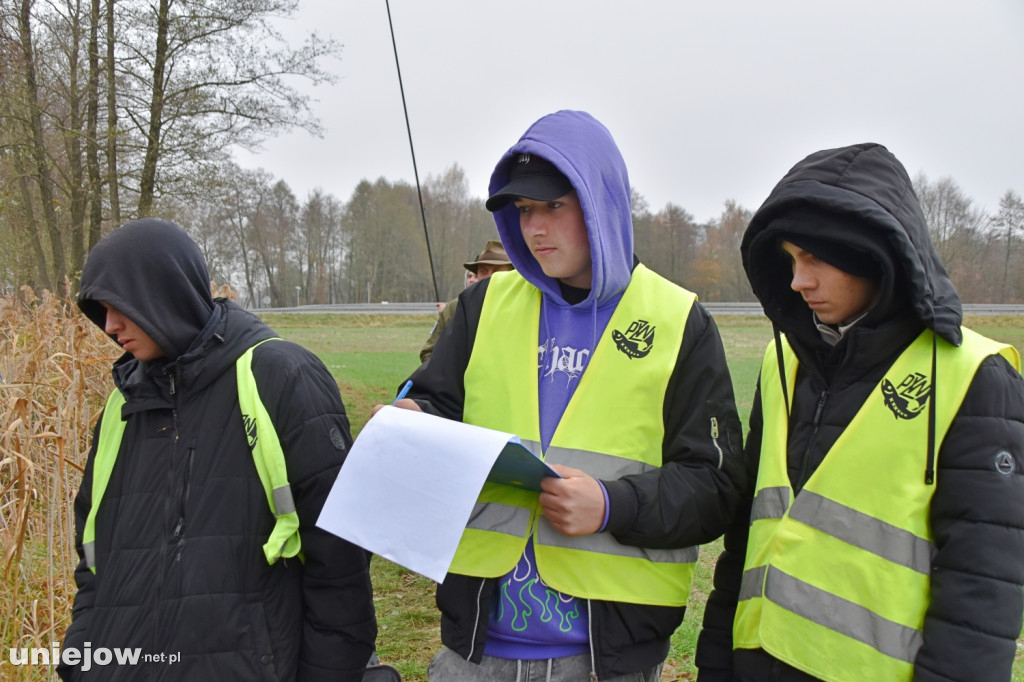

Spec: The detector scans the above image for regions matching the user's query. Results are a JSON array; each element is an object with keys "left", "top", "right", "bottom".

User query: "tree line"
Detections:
[
  {"left": 1, "top": 0, "right": 334, "bottom": 295},
  {"left": 2, "top": 1, "right": 1022, "bottom": 305}
]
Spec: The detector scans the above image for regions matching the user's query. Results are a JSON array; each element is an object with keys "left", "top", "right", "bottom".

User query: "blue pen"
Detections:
[{"left": 393, "top": 380, "right": 413, "bottom": 405}]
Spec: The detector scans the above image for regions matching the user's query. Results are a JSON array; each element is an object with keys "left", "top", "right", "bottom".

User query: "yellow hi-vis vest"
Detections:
[
  {"left": 452, "top": 265, "right": 701, "bottom": 606},
  {"left": 83, "top": 339, "right": 302, "bottom": 573},
  {"left": 734, "top": 328, "right": 1019, "bottom": 681}
]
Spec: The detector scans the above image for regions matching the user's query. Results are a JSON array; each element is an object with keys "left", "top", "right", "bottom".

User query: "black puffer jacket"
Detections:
[
  {"left": 406, "top": 274, "right": 746, "bottom": 678},
  {"left": 696, "top": 144, "right": 1024, "bottom": 681},
  {"left": 62, "top": 219, "right": 376, "bottom": 681}
]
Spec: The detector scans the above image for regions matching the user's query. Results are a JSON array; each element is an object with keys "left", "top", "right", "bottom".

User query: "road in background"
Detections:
[{"left": 254, "top": 302, "right": 1024, "bottom": 316}]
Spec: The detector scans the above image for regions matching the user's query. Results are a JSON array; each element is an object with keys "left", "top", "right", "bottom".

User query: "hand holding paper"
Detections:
[
  {"left": 540, "top": 464, "right": 606, "bottom": 536},
  {"left": 316, "top": 405, "right": 560, "bottom": 583}
]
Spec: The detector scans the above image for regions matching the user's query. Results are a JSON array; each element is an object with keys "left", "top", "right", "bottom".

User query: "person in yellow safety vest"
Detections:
[
  {"left": 420, "top": 240, "right": 514, "bottom": 364},
  {"left": 62, "top": 219, "right": 378, "bottom": 681},
  {"left": 371, "top": 110, "right": 748, "bottom": 681},
  {"left": 695, "top": 143, "right": 1024, "bottom": 682}
]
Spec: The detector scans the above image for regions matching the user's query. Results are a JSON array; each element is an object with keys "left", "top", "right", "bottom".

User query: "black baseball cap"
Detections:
[{"left": 486, "top": 153, "right": 574, "bottom": 212}]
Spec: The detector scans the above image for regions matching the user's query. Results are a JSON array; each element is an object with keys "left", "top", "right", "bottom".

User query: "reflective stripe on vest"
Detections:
[
  {"left": 734, "top": 328, "right": 1019, "bottom": 681},
  {"left": 455, "top": 266, "right": 699, "bottom": 606},
  {"left": 82, "top": 338, "right": 302, "bottom": 573}
]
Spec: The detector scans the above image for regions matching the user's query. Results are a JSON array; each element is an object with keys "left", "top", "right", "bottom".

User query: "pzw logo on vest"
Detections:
[
  {"left": 881, "top": 372, "right": 932, "bottom": 420},
  {"left": 243, "top": 414, "right": 259, "bottom": 449},
  {"left": 613, "top": 319, "right": 655, "bottom": 359}
]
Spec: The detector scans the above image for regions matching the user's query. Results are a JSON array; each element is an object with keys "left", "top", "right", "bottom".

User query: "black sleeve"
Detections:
[
  {"left": 695, "top": 380, "right": 763, "bottom": 680},
  {"left": 914, "top": 355, "right": 1024, "bottom": 682},
  {"left": 402, "top": 279, "right": 490, "bottom": 419},
  {"left": 254, "top": 342, "right": 377, "bottom": 682},
  {"left": 603, "top": 303, "right": 750, "bottom": 549}
]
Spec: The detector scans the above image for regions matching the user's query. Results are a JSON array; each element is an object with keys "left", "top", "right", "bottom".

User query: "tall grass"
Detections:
[{"left": 1, "top": 288, "right": 116, "bottom": 681}]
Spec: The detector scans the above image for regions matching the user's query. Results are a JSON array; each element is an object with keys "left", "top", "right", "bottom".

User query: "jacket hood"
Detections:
[
  {"left": 489, "top": 110, "right": 634, "bottom": 306},
  {"left": 108, "top": 299, "right": 277, "bottom": 413},
  {"left": 741, "top": 142, "right": 962, "bottom": 346},
  {"left": 78, "top": 218, "right": 216, "bottom": 361}
]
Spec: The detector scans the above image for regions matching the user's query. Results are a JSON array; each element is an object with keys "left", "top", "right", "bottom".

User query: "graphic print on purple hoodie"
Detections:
[{"left": 482, "top": 110, "right": 636, "bottom": 659}]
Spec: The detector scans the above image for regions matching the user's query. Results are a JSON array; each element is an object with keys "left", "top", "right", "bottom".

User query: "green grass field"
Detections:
[{"left": 261, "top": 312, "right": 1024, "bottom": 681}]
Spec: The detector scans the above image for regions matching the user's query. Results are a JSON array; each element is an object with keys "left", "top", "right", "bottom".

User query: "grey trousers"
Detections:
[{"left": 427, "top": 646, "right": 664, "bottom": 682}]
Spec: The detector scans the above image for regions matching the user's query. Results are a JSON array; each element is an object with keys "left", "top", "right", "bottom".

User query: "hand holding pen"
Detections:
[
  {"left": 371, "top": 379, "right": 421, "bottom": 418},
  {"left": 393, "top": 380, "right": 413, "bottom": 404}
]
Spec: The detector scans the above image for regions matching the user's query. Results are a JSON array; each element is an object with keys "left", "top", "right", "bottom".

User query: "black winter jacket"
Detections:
[
  {"left": 63, "top": 220, "right": 376, "bottom": 681},
  {"left": 695, "top": 144, "right": 1024, "bottom": 682},
  {"left": 407, "top": 274, "right": 746, "bottom": 679}
]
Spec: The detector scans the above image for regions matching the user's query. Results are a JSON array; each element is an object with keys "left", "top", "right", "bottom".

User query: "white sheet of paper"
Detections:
[{"left": 316, "top": 405, "right": 517, "bottom": 583}]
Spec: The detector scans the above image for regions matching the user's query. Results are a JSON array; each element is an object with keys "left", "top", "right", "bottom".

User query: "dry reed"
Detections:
[
  {"left": 0, "top": 286, "right": 117, "bottom": 679},
  {"left": 0, "top": 280, "right": 240, "bottom": 679}
]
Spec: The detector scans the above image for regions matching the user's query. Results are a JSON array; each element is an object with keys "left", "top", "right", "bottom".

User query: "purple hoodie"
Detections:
[{"left": 483, "top": 110, "right": 636, "bottom": 659}]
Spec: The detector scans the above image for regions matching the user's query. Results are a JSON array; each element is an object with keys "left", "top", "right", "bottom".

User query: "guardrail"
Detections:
[
  {"left": 256, "top": 302, "right": 440, "bottom": 315},
  {"left": 959, "top": 304, "right": 1024, "bottom": 316},
  {"left": 253, "top": 302, "right": 1024, "bottom": 316}
]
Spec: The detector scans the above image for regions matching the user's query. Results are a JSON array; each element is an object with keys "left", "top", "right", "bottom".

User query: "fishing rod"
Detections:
[{"left": 385, "top": 0, "right": 441, "bottom": 303}]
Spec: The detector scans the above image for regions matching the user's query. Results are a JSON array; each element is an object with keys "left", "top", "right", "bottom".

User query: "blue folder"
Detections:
[{"left": 486, "top": 441, "right": 562, "bottom": 491}]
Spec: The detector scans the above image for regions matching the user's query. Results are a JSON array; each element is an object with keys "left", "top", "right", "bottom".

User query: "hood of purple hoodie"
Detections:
[{"left": 489, "top": 110, "right": 634, "bottom": 307}]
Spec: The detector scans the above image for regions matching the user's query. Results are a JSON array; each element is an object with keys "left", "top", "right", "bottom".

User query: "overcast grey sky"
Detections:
[{"left": 234, "top": 0, "right": 1024, "bottom": 224}]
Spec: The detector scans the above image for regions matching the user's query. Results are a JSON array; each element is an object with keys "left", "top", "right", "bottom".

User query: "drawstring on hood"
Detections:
[
  {"left": 743, "top": 143, "right": 963, "bottom": 485},
  {"left": 772, "top": 324, "right": 791, "bottom": 423},
  {"left": 78, "top": 218, "right": 215, "bottom": 362},
  {"left": 926, "top": 333, "right": 938, "bottom": 484}
]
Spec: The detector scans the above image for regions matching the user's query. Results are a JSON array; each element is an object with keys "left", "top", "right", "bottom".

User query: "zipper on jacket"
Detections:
[
  {"left": 710, "top": 417, "right": 724, "bottom": 469},
  {"left": 173, "top": 439, "right": 196, "bottom": 559},
  {"left": 797, "top": 390, "right": 830, "bottom": 490},
  {"left": 166, "top": 363, "right": 180, "bottom": 442},
  {"left": 153, "top": 363, "right": 181, "bottom": 664}
]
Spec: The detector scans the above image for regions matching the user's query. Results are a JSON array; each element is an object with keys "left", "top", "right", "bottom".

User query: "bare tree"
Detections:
[
  {"left": 0, "top": 13, "right": 51, "bottom": 289},
  {"left": 993, "top": 189, "right": 1024, "bottom": 302},
  {"left": 631, "top": 187, "right": 659, "bottom": 269},
  {"left": 123, "top": 0, "right": 340, "bottom": 216},
  {"left": 299, "top": 189, "right": 344, "bottom": 304},
  {"left": 16, "top": 0, "right": 66, "bottom": 292},
  {"left": 424, "top": 164, "right": 473, "bottom": 301},
  {"left": 85, "top": 0, "right": 103, "bottom": 253},
  {"left": 104, "top": 0, "right": 120, "bottom": 225},
  {"left": 654, "top": 202, "right": 698, "bottom": 285},
  {"left": 914, "top": 173, "right": 986, "bottom": 283},
  {"left": 690, "top": 200, "right": 752, "bottom": 301},
  {"left": 341, "top": 178, "right": 428, "bottom": 303},
  {"left": 52, "top": 0, "right": 90, "bottom": 278},
  {"left": 264, "top": 180, "right": 301, "bottom": 304},
  {"left": 222, "top": 170, "right": 264, "bottom": 305}
]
